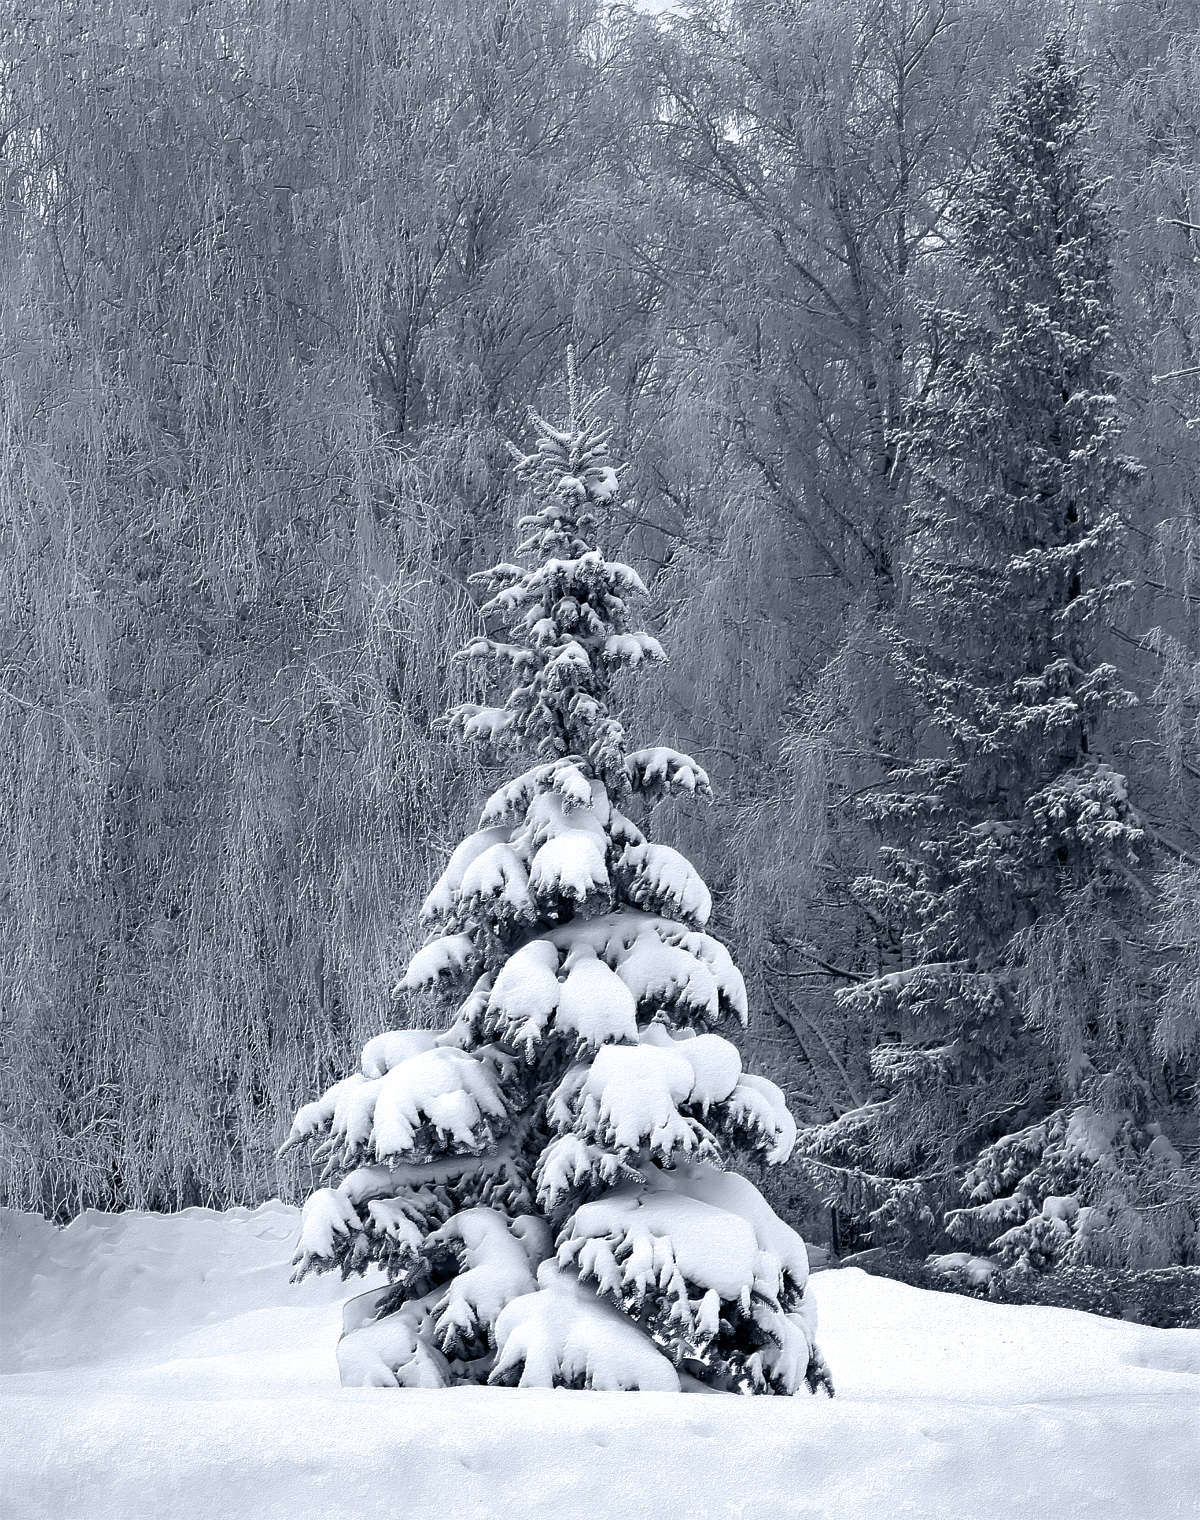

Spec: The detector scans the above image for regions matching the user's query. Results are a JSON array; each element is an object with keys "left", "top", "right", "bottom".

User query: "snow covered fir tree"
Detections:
[
  {"left": 798, "top": 38, "right": 1196, "bottom": 1276},
  {"left": 280, "top": 354, "right": 833, "bottom": 1395}
]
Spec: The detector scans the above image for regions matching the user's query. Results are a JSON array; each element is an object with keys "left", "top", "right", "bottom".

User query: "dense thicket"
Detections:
[
  {"left": 1, "top": 0, "right": 648, "bottom": 1214},
  {"left": 2, "top": 0, "right": 1196, "bottom": 1275}
]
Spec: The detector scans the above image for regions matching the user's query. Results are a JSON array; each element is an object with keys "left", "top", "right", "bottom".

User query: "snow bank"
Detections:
[{"left": 3, "top": 1203, "right": 1197, "bottom": 1520}]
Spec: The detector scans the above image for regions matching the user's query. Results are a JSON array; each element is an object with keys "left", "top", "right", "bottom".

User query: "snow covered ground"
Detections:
[{"left": 2, "top": 1201, "right": 1197, "bottom": 1520}]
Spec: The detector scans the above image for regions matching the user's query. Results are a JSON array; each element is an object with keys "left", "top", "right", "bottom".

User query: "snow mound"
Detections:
[{"left": 336, "top": 1284, "right": 451, "bottom": 1388}]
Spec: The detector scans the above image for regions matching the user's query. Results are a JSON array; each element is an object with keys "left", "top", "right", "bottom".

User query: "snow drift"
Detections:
[{"left": 3, "top": 1201, "right": 1198, "bottom": 1520}]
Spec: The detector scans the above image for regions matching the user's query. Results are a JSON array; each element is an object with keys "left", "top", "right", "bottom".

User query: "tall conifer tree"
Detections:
[
  {"left": 281, "top": 355, "right": 833, "bottom": 1394},
  {"left": 801, "top": 38, "right": 1193, "bottom": 1270}
]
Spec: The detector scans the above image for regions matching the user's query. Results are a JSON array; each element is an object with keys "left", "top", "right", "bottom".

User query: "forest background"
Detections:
[{"left": 2, "top": 0, "right": 1197, "bottom": 1288}]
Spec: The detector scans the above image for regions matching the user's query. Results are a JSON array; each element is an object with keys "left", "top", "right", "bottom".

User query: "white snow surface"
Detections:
[{"left": 3, "top": 1202, "right": 1197, "bottom": 1520}]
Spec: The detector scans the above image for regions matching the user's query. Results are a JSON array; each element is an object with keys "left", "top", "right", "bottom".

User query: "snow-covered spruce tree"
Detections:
[
  {"left": 280, "top": 354, "right": 833, "bottom": 1395},
  {"left": 799, "top": 38, "right": 1194, "bottom": 1272}
]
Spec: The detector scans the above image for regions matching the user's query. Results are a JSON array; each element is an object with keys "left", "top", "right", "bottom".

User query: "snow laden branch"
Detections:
[{"left": 282, "top": 354, "right": 831, "bottom": 1398}]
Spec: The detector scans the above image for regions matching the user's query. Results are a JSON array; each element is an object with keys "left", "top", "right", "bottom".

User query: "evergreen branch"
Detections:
[
  {"left": 793, "top": 1154, "right": 962, "bottom": 1188},
  {"left": 846, "top": 961, "right": 970, "bottom": 996}
]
